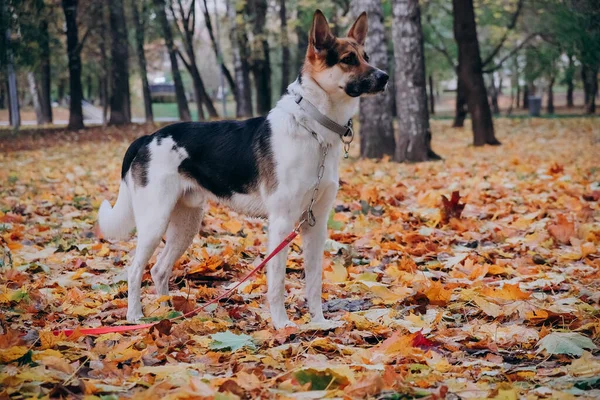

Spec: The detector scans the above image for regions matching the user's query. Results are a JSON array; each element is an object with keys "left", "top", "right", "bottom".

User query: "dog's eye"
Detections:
[
  {"left": 341, "top": 54, "right": 357, "bottom": 65},
  {"left": 364, "top": 53, "right": 370, "bottom": 62}
]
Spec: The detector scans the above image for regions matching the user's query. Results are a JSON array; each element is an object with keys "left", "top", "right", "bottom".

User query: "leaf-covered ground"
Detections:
[{"left": 1, "top": 118, "right": 600, "bottom": 399}]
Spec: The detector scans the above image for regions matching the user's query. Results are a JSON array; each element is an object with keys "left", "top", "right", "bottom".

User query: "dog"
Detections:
[{"left": 98, "top": 9, "right": 389, "bottom": 329}]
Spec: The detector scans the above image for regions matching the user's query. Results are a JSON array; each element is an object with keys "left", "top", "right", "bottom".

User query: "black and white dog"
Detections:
[{"left": 98, "top": 10, "right": 389, "bottom": 329}]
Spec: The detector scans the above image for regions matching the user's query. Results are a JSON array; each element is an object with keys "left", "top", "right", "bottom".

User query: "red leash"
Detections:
[{"left": 53, "top": 229, "right": 299, "bottom": 337}]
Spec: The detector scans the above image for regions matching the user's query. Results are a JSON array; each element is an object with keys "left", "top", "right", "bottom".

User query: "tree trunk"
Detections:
[
  {"left": 62, "top": 0, "right": 84, "bottom": 130},
  {"left": 99, "top": 3, "right": 109, "bottom": 124},
  {"left": 27, "top": 72, "right": 44, "bottom": 124},
  {"left": 522, "top": 84, "right": 529, "bottom": 109},
  {"left": 5, "top": 29, "right": 20, "bottom": 129},
  {"left": 490, "top": 74, "right": 500, "bottom": 115},
  {"left": 583, "top": 64, "right": 598, "bottom": 114},
  {"left": 108, "top": 0, "right": 131, "bottom": 125},
  {"left": 452, "top": 74, "right": 467, "bottom": 127},
  {"left": 0, "top": 82, "right": 5, "bottom": 109},
  {"left": 547, "top": 76, "right": 554, "bottom": 114},
  {"left": 296, "top": 5, "right": 308, "bottom": 74},
  {"left": 279, "top": 0, "right": 291, "bottom": 95},
  {"left": 172, "top": 2, "right": 218, "bottom": 120},
  {"left": 452, "top": 0, "right": 499, "bottom": 146},
  {"left": 582, "top": 66, "right": 590, "bottom": 106},
  {"left": 227, "top": 0, "right": 253, "bottom": 117},
  {"left": 39, "top": 19, "right": 52, "bottom": 123},
  {"left": 351, "top": 0, "right": 395, "bottom": 159},
  {"left": 202, "top": 0, "right": 238, "bottom": 108},
  {"left": 249, "top": 0, "right": 271, "bottom": 115},
  {"left": 566, "top": 80, "right": 574, "bottom": 108},
  {"left": 565, "top": 55, "right": 575, "bottom": 109},
  {"left": 86, "top": 74, "right": 93, "bottom": 100},
  {"left": 180, "top": 50, "right": 218, "bottom": 119},
  {"left": 131, "top": 0, "right": 153, "bottom": 123},
  {"left": 153, "top": 0, "right": 191, "bottom": 121},
  {"left": 392, "top": 0, "right": 439, "bottom": 162},
  {"left": 512, "top": 55, "right": 520, "bottom": 110},
  {"left": 428, "top": 75, "right": 435, "bottom": 115}
]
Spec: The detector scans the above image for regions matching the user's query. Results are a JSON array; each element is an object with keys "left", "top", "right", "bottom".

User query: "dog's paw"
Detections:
[
  {"left": 126, "top": 310, "right": 145, "bottom": 324},
  {"left": 272, "top": 319, "right": 298, "bottom": 330}
]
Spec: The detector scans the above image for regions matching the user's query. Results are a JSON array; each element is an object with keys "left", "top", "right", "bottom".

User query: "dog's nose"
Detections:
[{"left": 376, "top": 70, "right": 389, "bottom": 85}]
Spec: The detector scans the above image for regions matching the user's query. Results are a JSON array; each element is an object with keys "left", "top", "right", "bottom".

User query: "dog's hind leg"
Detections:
[
  {"left": 126, "top": 180, "right": 180, "bottom": 323},
  {"left": 151, "top": 200, "right": 204, "bottom": 298}
]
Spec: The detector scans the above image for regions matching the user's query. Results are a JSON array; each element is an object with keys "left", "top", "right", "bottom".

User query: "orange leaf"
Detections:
[
  {"left": 525, "top": 309, "right": 549, "bottom": 321},
  {"left": 548, "top": 214, "right": 576, "bottom": 244},
  {"left": 440, "top": 191, "right": 466, "bottom": 224},
  {"left": 423, "top": 281, "right": 452, "bottom": 306},
  {"left": 480, "top": 283, "right": 530, "bottom": 300}
]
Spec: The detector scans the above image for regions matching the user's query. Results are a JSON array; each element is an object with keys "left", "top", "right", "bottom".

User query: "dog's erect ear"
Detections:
[
  {"left": 347, "top": 12, "right": 368, "bottom": 45},
  {"left": 310, "top": 9, "right": 335, "bottom": 50}
]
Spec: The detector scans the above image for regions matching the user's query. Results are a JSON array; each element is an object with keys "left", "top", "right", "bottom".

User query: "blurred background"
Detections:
[{"left": 1, "top": 0, "right": 598, "bottom": 159}]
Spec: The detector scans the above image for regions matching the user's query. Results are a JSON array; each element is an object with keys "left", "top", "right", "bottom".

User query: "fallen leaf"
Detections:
[{"left": 537, "top": 332, "right": 597, "bottom": 356}]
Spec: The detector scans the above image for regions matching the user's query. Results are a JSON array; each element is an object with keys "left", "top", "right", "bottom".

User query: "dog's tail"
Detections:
[{"left": 98, "top": 181, "right": 135, "bottom": 240}]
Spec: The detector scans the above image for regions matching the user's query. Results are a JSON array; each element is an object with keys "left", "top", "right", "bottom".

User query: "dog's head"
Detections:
[{"left": 303, "top": 10, "right": 389, "bottom": 98}]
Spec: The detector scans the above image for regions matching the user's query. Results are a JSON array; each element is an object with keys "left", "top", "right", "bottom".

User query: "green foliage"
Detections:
[
  {"left": 537, "top": 332, "right": 597, "bottom": 356},
  {"left": 209, "top": 331, "right": 256, "bottom": 352}
]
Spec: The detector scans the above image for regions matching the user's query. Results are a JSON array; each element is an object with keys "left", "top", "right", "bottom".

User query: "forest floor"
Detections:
[{"left": 1, "top": 118, "right": 599, "bottom": 399}]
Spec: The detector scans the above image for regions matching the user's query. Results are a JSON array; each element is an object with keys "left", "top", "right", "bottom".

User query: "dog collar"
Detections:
[{"left": 294, "top": 93, "right": 354, "bottom": 158}]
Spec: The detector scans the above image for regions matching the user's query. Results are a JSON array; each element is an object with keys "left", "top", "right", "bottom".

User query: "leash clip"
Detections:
[{"left": 342, "top": 119, "right": 354, "bottom": 158}]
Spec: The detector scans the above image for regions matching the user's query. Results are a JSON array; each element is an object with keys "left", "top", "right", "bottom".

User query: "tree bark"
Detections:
[
  {"left": 351, "top": 0, "right": 395, "bottom": 159},
  {"left": 202, "top": 0, "right": 238, "bottom": 106},
  {"left": 547, "top": 76, "right": 555, "bottom": 114},
  {"left": 227, "top": 0, "right": 253, "bottom": 117},
  {"left": 153, "top": 0, "right": 191, "bottom": 121},
  {"left": 566, "top": 53, "right": 574, "bottom": 108},
  {"left": 428, "top": 75, "right": 435, "bottom": 115},
  {"left": 522, "top": 84, "right": 529, "bottom": 109},
  {"left": 249, "top": 0, "right": 271, "bottom": 115},
  {"left": 27, "top": 72, "right": 44, "bottom": 124},
  {"left": 279, "top": 0, "right": 291, "bottom": 95},
  {"left": 296, "top": 5, "right": 308, "bottom": 74},
  {"left": 0, "top": 82, "right": 5, "bottom": 109},
  {"left": 583, "top": 64, "right": 598, "bottom": 114},
  {"left": 131, "top": 0, "right": 153, "bottom": 123},
  {"left": 39, "top": 18, "right": 52, "bottom": 123},
  {"left": 170, "top": 1, "right": 218, "bottom": 119},
  {"left": 452, "top": 0, "right": 500, "bottom": 146},
  {"left": 5, "top": 38, "right": 20, "bottom": 128},
  {"left": 490, "top": 74, "right": 500, "bottom": 115},
  {"left": 99, "top": 2, "right": 109, "bottom": 124},
  {"left": 108, "top": 0, "right": 131, "bottom": 125},
  {"left": 62, "top": 0, "right": 84, "bottom": 130},
  {"left": 452, "top": 75, "right": 467, "bottom": 127},
  {"left": 392, "top": 0, "right": 439, "bottom": 162}
]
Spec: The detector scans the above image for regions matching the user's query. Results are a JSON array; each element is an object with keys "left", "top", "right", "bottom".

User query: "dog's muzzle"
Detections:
[{"left": 345, "top": 68, "right": 390, "bottom": 97}]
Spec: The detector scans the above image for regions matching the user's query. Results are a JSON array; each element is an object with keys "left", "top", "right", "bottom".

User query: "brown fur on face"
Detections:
[{"left": 302, "top": 10, "right": 388, "bottom": 98}]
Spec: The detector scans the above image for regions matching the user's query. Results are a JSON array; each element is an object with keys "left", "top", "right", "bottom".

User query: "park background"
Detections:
[{"left": 1, "top": 0, "right": 600, "bottom": 399}]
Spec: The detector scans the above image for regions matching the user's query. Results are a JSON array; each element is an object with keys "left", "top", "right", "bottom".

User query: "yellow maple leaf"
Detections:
[
  {"left": 324, "top": 261, "right": 348, "bottom": 283},
  {"left": 0, "top": 346, "right": 29, "bottom": 363}
]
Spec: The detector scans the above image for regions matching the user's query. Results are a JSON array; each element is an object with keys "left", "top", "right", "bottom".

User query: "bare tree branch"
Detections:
[
  {"left": 481, "top": 0, "right": 525, "bottom": 67},
  {"left": 168, "top": 0, "right": 185, "bottom": 39},
  {"left": 74, "top": 27, "right": 91, "bottom": 55},
  {"left": 176, "top": 47, "right": 191, "bottom": 71},
  {"left": 483, "top": 33, "right": 538, "bottom": 73},
  {"left": 426, "top": 15, "right": 456, "bottom": 69}
]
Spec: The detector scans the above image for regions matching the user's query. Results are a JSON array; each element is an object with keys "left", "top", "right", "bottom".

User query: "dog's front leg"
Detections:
[
  {"left": 302, "top": 183, "right": 338, "bottom": 323},
  {"left": 266, "top": 216, "right": 296, "bottom": 329}
]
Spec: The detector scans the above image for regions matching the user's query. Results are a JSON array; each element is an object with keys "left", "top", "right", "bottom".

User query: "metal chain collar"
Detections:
[
  {"left": 305, "top": 139, "right": 330, "bottom": 227},
  {"left": 293, "top": 133, "right": 330, "bottom": 231}
]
